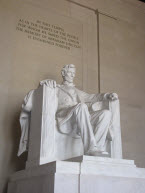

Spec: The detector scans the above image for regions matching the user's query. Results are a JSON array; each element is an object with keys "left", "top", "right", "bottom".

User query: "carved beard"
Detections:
[{"left": 64, "top": 76, "right": 74, "bottom": 83}]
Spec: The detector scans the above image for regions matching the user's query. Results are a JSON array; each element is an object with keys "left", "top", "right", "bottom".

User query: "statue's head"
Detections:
[{"left": 61, "top": 64, "right": 76, "bottom": 83}]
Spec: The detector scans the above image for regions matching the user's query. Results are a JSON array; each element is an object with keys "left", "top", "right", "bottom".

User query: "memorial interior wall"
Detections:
[{"left": 0, "top": 0, "right": 145, "bottom": 192}]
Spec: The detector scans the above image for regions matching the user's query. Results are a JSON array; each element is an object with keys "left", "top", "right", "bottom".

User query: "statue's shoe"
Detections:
[
  {"left": 86, "top": 151, "right": 109, "bottom": 156},
  {"left": 85, "top": 147, "right": 109, "bottom": 156},
  {"left": 101, "top": 151, "right": 109, "bottom": 155}
]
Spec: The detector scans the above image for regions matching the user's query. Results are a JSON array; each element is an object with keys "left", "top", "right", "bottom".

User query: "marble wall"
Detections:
[{"left": 0, "top": 0, "right": 145, "bottom": 192}]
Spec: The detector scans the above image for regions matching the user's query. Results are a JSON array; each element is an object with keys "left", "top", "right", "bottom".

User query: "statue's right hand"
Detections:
[{"left": 40, "top": 79, "right": 57, "bottom": 88}]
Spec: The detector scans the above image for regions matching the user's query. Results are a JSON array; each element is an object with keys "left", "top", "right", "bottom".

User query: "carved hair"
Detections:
[{"left": 61, "top": 64, "right": 75, "bottom": 77}]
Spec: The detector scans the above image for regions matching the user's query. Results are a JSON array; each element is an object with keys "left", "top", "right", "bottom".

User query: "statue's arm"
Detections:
[
  {"left": 83, "top": 92, "right": 119, "bottom": 102},
  {"left": 77, "top": 89, "right": 118, "bottom": 102}
]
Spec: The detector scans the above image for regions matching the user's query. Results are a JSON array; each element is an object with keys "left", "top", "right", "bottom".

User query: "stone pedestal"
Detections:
[{"left": 8, "top": 156, "right": 145, "bottom": 193}]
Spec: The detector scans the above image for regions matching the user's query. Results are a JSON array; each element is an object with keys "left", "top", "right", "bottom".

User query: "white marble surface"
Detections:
[
  {"left": 67, "top": 155, "right": 135, "bottom": 165},
  {"left": 66, "top": 156, "right": 145, "bottom": 178},
  {"left": 8, "top": 160, "right": 80, "bottom": 193},
  {"left": 55, "top": 174, "right": 79, "bottom": 193},
  {"left": 8, "top": 156, "right": 145, "bottom": 193},
  {"left": 10, "top": 161, "right": 80, "bottom": 182},
  {"left": 80, "top": 175, "right": 145, "bottom": 193}
]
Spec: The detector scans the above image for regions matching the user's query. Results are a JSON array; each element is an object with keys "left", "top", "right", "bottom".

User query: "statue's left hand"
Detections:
[{"left": 108, "top": 93, "right": 118, "bottom": 101}]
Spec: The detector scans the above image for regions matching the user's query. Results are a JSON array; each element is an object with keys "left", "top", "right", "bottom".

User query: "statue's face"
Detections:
[{"left": 64, "top": 67, "right": 76, "bottom": 83}]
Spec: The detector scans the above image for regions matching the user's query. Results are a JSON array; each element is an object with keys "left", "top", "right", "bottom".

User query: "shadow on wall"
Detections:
[{"left": 2, "top": 110, "right": 27, "bottom": 193}]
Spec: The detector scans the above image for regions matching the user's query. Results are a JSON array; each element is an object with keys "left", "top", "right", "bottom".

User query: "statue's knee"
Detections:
[
  {"left": 79, "top": 103, "right": 88, "bottom": 110},
  {"left": 102, "top": 110, "right": 111, "bottom": 117}
]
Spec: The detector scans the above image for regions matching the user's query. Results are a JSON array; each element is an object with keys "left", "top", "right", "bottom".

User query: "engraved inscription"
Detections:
[{"left": 16, "top": 19, "right": 81, "bottom": 50}]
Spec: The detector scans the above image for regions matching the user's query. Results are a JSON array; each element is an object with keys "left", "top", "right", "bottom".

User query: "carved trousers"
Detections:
[{"left": 74, "top": 103, "right": 111, "bottom": 153}]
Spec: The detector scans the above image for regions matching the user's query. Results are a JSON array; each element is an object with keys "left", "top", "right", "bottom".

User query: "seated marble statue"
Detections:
[{"left": 18, "top": 64, "right": 122, "bottom": 160}]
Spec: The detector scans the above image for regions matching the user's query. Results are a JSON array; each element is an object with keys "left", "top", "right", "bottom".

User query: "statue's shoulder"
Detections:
[
  {"left": 56, "top": 84, "right": 65, "bottom": 94},
  {"left": 56, "top": 84, "right": 63, "bottom": 91}
]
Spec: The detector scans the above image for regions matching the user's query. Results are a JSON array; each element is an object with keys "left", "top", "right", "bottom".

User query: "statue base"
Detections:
[{"left": 8, "top": 156, "right": 145, "bottom": 193}]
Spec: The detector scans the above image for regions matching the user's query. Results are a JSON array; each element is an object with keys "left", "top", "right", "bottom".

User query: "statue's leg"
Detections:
[
  {"left": 90, "top": 110, "right": 111, "bottom": 152},
  {"left": 74, "top": 103, "right": 97, "bottom": 153}
]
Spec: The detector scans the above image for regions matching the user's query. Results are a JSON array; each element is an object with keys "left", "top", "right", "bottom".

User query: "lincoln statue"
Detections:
[{"left": 18, "top": 64, "right": 122, "bottom": 159}]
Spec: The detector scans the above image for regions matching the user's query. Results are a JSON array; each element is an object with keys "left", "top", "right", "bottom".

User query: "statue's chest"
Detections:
[{"left": 57, "top": 87, "right": 79, "bottom": 107}]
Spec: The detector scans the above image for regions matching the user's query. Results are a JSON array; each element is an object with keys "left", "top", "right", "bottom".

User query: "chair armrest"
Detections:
[{"left": 91, "top": 100, "right": 109, "bottom": 111}]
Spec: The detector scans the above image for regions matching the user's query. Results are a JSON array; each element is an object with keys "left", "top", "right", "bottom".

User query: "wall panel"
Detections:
[{"left": 99, "top": 14, "right": 145, "bottom": 167}]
